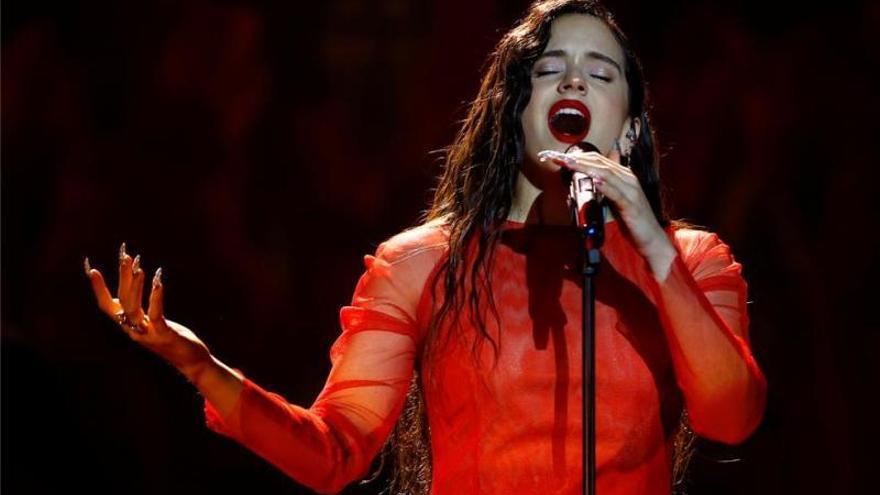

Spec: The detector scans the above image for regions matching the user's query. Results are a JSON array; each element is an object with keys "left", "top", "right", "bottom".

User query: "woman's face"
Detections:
[{"left": 521, "top": 14, "right": 631, "bottom": 173}]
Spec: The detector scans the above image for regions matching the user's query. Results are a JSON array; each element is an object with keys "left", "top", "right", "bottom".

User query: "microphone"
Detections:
[{"left": 563, "top": 141, "right": 603, "bottom": 230}]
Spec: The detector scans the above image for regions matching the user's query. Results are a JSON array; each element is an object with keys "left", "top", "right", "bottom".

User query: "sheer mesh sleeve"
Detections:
[
  {"left": 648, "top": 229, "right": 767, "bottom": 444},
  {"left": 604, "top": 225, "right": 767, "bottom": 445},
  {"left": 203, "top": 225, "right": 446, "bottom": 494}
]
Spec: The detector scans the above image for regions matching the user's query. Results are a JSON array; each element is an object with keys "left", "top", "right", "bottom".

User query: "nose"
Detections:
[{"left": 558, "top": 69, "right": 587, "bottom": 95}]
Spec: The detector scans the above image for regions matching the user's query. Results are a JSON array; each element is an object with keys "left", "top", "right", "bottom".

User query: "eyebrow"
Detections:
[{"left": 537, "top": 49, "right": 623, "bottom": 74}]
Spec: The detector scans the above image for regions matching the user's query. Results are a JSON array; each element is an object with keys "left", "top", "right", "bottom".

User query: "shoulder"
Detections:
[
  {"left": 354, "top": 220, "right": 449, "bottom": 319},
  {"left": 373, "top": 218, "right": 449, "bottom": 266},
  {"left": 670, "top": 223, "right": 728, "bottom": 260},
  {"left": 669, "top": 222, "right": 742, "bottom": 280}
]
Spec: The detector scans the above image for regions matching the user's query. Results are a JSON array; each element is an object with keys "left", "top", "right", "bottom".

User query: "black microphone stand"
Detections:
[
  {"left": 579, "top": 197, "right": 603, "bottom": 495},
  {"left": 564, "top": 142, "right": 604, "bottom": 495}
]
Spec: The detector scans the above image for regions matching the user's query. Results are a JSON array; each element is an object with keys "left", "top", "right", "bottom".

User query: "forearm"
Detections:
[
  {"left": 188, "top": 357, "right": 354, "bottom": 491},
  {"left": 651, "top": 251, "right": 766, "bottom": 443},
  {"left": 646, "top": 238, "right": 753, "bottom": 389},
  {"left": 644, "top": 234, "right": 678, "bottom": 282},
  {"left": 196, "top": 362, "right": 378, "bottom": 494},
  {"left": 180, "top": 355, "right": 244, "bottom": 420}
]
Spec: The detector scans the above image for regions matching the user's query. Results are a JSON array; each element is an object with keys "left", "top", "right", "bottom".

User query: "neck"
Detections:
[{"left": 508, "top": 169, "right": 615, "bottom": 226}]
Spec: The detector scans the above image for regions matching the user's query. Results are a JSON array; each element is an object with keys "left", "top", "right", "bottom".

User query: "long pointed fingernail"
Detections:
[
  {"left": 538, "top": 150, "right": 576, "bottom": 167},
  {"left": 537, "top": 150, "right": 564, "bottom": 162},
  {"left": 84, "top": 257, "right": 92, "bottom": 275},
  {"left": 132, "top": 254, "right": 141, "bottom": 272},
  {"left": 119, "top": 242, "right": 127, "bottom": 262},
  {"left": 152, "top": 267, "right": 163, "bottom": 288}
]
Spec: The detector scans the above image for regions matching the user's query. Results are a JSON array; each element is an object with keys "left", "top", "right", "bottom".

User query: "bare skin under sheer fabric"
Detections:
[{"left": 204, "top": 219, "right": 767, "bottom": 494}]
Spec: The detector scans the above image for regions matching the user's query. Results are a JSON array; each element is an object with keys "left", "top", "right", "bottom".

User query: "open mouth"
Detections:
[{"left": 548, "top": 99, "right": 591, "bottom": 144}]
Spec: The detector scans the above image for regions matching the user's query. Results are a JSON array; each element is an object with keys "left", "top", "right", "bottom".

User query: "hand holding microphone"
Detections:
[
  {"left": 539, "top": 139, "right": 677, "bottom": 264},
  {"left": 537, "top": 142, "right": 604, "bottom": 230}
]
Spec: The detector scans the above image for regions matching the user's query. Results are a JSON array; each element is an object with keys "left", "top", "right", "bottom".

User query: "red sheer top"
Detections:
[{"left": 203, "top": 218, "right": 767, "bottom": 494}]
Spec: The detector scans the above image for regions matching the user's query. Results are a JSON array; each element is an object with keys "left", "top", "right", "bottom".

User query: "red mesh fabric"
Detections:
[
  {"left": 203, "top": 219, "right": 766, "bottom": 494},
  {"left": 203, "top": 223, "right": 446, "bottom": 494}
]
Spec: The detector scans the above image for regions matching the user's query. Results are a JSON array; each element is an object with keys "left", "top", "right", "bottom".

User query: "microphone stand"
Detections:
[
  {"left": 569, "top": 173, "right": 605, "bottom": 495},
  {"left": 578, "top": 197, "right": 603, "bottom": 495},
  {"left": 564, "top": 145, "right": 605, "bottom": 495}
]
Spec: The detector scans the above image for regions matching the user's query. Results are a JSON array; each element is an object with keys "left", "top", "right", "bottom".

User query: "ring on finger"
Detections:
[{"left": 115, "top": 312, "right": 145, "bottom": 334}]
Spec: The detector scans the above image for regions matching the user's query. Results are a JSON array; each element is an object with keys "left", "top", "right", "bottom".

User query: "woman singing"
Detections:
[{"left": 85, "top": 1, "right": 767, "bottom": 493}]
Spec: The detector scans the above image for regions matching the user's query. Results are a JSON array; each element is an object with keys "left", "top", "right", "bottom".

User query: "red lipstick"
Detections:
[{"left": 547, "top": 99, "right": 591, "bottom": 144}]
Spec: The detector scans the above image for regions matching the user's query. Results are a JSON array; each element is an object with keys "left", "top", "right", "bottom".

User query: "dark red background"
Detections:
[{"left": 3, "top": 1, "right": 877, "bottom": 493}]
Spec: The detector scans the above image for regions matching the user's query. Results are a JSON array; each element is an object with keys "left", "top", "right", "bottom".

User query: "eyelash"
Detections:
[{"left": 534, "top": 70, "right": 612, "bottom": 82}]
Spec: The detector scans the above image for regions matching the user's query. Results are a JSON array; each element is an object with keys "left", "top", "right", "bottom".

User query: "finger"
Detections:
[
  {"left": 85, "top": 262, "right": 122, "bottom": 315},
  {"left": 574, "top": 150, "right": 631, "bottom": 177},
  {"left": 593, "top": 175, "right": 627, "bottom": 205},
  {"left": 541, "top": 150, "right": 636, "bottom": 190},
  {"left": 147, "top": 268, "right": 167, "bottom": 330},
  {"left": 118, "top": 242, "right": 132, "bottom": 305},
  {"left": 127, "top": 266, "right": 146, "bottom": 319},
  {"left": 134, "top": 268, "right": 145, "bottom": 312},
  {"left": 121, "top": 263, "right": 143, "bottom": 318},
  {"left": 550, "top": 150, "right": 615, "bottom": 176},
  {"left": 547, "top": 154, "right": 601, "bottom": 175},
  {"left": 573, "top": 152, "right": 639, "bottom": 187},
  {"left": 537, "top": 149, "right": 577, "bottom": 168},
  {"left": 130, "top": 253, "right": 144, "bottom": 309}
]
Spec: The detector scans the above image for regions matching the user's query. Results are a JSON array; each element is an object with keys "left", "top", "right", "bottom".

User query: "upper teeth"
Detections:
[{"left": 554, "top": 107, "right": 584, "bottom": 117}]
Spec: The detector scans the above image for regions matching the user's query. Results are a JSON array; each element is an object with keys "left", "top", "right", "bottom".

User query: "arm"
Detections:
[
  {"left": 201, "top": 229, "right": 444, "bottom": 493},
  {"left": 202, "top": 323, "right": 416, "bottom": 494},
  {"left": 550, "top": 146, "right": 767, "bottom": 444},
  {"left": 641, "top": 228, "right": 767, "bottom": 444},
  {"left": 84, "top": 242, "right": 425, "bottom": 494},
  {"left": 185, "top": 355, "right": 243, "bottom": 422}
]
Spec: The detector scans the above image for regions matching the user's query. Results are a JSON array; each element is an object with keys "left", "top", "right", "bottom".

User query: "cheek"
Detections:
[
  {"left": 521, "top": 99, "right": 541, "bottom": 146},
  {"left": 608, "top": 88, "right": 630, "bottom": 124},
  {"left": 522, "top": 89, "right": 552, "bottom": 143},
  {"left": 592, "top": 91, "right": 629, "bottom": 139},
  {"left": 520, "top": 99, "right": 549, "bottom": 170}
]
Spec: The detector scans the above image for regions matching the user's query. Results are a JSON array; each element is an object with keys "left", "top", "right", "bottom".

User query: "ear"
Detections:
[{"left": 617, "top": 117, "right": 641, "bottom": 156}]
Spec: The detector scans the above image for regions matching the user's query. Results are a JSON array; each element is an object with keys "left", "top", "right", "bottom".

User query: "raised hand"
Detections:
[
  {"left": 538, "top": 146, "right": 678, "bottom": 278},
  {"left": 85, "top": 243, "right": 213, "bottom": 378}
]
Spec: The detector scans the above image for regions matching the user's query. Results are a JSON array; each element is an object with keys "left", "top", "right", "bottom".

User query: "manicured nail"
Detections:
[
  {"left": 132, "top": 254, "right": 141, "bottom": 272},
  {"left": 538, "top": 150, "right": 570, "bottom": 163},
  {"left": 84, "top": 257, "right": 91, "bottom": 275},
  {"left": 152, "top": 267, "right": 163, "bottom": 288},
  {"left": 119, "top": 242, "right": 127, "bottom": 262},
  {"left": 537, "top": 150, "right": 555, "bottom": 162}
]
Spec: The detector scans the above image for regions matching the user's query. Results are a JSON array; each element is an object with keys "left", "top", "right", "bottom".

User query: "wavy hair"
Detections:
[{"left": 366, "top": 1, "right": 696, "bottom": 493}]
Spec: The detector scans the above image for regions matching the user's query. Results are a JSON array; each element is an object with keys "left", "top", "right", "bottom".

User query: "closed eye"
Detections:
[
  {"left": 535, "top": 70, "right": 559, "bottom": 77},
  {"left": 591, "top": 74, "right": 612, "bottom": 82}
]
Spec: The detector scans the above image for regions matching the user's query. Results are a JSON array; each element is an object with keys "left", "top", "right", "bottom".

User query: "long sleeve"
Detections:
[
  {"left": 603, "top": 223, "right": 767, "bottom": 445},
  {"left": 202, "top": 225, "right": 446, "bottom": 494}
]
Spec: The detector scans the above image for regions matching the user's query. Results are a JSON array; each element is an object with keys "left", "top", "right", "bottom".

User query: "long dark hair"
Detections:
[{"left": 369, "top": 1, "right": 695, "bottom": 493}]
